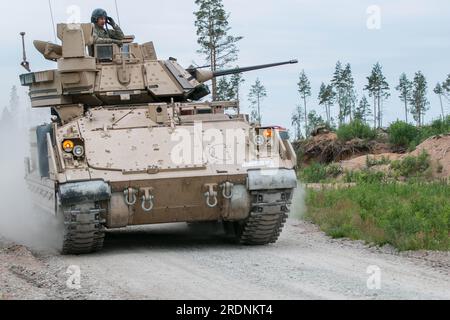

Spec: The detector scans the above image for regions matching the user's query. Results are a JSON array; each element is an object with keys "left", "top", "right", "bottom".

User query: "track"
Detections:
[
  {"left": 61, "top": 203, "right": 106, "bottom": 255},
  {"left": 238, "top": 189, "right": 292, "bottom": 245}
]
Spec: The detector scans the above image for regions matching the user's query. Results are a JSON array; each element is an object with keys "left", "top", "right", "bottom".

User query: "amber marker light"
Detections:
[
  {"left": 63, "top": 140, "right": 75, "bottom": 153},
  {"left": 263, "top": 129, "right": 273, "bottom": 139}
]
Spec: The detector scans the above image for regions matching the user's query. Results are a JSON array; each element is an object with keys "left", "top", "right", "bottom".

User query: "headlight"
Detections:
[
  {"left": 73, "top": 145, "right": 85, "bottom": 158},
  {"left": 263, "top": 129, "right": 273, "bottom": 139},
  {"left": 63, "top": 140, "right": 74, "bottom": 153}
]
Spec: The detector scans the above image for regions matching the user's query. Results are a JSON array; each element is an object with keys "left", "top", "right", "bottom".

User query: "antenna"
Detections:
[
  {"left": 20, "top": 32, "right": 31, "bottom": 72},
  {"left": 114, "top": 0, "right": 122, "bottom": 26},
  {"left": 48, "top": 0, "right": 57, "bottom": 43}
]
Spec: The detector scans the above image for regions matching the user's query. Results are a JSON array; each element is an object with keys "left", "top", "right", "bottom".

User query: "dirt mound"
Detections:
[
  {"left": 299, "top": 132, "right": 391, "bottom": 164},
  {"left": 339, "top": 134, "right": 450, "bottom": 179},
  {"left": 411, "top": 134, "right": 450, "bottom": 178},
  {"left": 341, "top": 153, "right": 403, "bottom": 172}
]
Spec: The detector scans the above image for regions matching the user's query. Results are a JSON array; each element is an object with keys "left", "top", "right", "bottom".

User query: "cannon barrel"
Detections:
[
  {"left": 214, "top": 60, "right": 298, "bottom": 78},
  {"left": 193, "top": 59, "right": 298, "bottom": 83}
]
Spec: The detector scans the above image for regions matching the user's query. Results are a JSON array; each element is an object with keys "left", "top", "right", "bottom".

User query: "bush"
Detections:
[
  {"left": 416, "top": 116, "right": 450, "bottom": 144},
  {"left": 388, "top": 121, "right": 419, "bottom": 149},
  {"left": 365, "top": 155, "right": 391, "bottom": 168},
  {"left": 391, "top": 150, "right": 431, "bottom": 178},
  {"left": 306, "top": 182, "right": 450, "bottom": 251},
  {"left": 390, "top": 117, "right": 450, "bottom": 151},
  {"left": 344, "top": 169, "right": 387, "bottom": 184},
  {"left": 337, "top": 120, "right": 376, "bottom": 142},
  {"left": 300, "top": 163, "right": 343, "bottom": 183},
  {"left": 300, "top": 163, "right": 328, "bottom": 183}
]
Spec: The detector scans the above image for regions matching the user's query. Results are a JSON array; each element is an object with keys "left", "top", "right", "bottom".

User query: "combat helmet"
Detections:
[{"left": 91, "top": 8, "right": 108, "bottom": 23}]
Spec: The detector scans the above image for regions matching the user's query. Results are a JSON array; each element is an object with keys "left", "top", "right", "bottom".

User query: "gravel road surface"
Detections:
[{"left": 1, "top": 219, "right": 448, "bottom": 300}]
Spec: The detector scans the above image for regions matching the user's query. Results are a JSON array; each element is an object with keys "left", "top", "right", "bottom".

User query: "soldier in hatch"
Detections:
[{"left": 91, "top": 8, "right": 124, "bottom": 45}]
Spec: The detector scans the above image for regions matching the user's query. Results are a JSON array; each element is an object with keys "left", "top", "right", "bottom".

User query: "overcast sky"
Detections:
[{"left": 1, "top": 0, "right": 449, "bottom": 129}]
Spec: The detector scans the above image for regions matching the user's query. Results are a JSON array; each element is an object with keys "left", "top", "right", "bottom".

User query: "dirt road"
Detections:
[{"left": 0, "top": 219, "right": 449, "bottom": 300}]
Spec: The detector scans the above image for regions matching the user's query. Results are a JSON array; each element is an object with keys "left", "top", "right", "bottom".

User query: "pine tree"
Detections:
[
  {"left": 443, "top": 74, "right": 450, "bottom": 94},
  {"left": 331, "top": 62, "right": 356, "bottom": 125},
  {"left": 433, "top": 83, "right": 446, "bottom": 121},
  {"left": 410, "top": 71, "right": 429, "bottom": 127},
  {"left": 306, "top": 110, "right": 325, "bottom": 137},
  {"left": 364, "top": 62, "right": 390, "bottom": 129},
  {"left": 248, "top": 78, "right": 267, "bottom": 124},
  {"left": 8, "top": 86, "right": 22, "bottom": 129},
  {"left": 318, "top": 83, "right": 335, "bottom": 125},
  {"left": 9, "top": 86, "right": 19, "bottom": 110},
  {"left": 331, "top": 61, "right": 345, "bottom": 125},
  {"left": 194, "top": 0, "right": 243, "bottom": 100},
  {"left": 341, "top": 64, "right": 357, "bottom": 123},
  {"left": 297, "top": 70, "right": 311, "bottom": 135},
  {"left": 354, "top": 95, "right": 372, "bottom": 123},
  {"left": 216, "top": 72, "right": 245, "bottom": 113},
  {"left": 216, "top": 77, "right": 232, "bottom": 101},
  {"left": 395, "top": 73, "right": 412, "bottom": 123},
  {"left": 0, "top": 107, "right": 13, "bottom": 129},
  {"left": 291, "top": 105, "right": 304, "bottom": 141},
  {"left": 229, "top": 72, "right": 245, "bottom": 113}
]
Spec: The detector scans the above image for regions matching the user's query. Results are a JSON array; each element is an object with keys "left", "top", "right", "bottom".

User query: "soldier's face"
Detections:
[{"left": 97, "top": 17, "right": 106, "bottom": 28}]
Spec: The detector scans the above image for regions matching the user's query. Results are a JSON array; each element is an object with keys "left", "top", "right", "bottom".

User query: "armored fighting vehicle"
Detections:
[{"left": 20, "top": 23, "right": 298, "bottom": 254}]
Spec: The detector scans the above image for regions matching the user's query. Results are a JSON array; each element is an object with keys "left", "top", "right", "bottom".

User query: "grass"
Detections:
[
  {"left": 365, "top": 155, "right": 392, "bottom": 168},
  {"left": 305, "top": 182, "right": 450, "bottom": 251},
  {"left": 391, "top": 150, "right": 432, "bottom": 180},
  {"left": 299, "top": 163, "right": 343, "bottom": 183}
]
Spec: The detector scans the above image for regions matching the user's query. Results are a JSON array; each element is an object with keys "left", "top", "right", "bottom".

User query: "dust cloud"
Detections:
[
  {"left": 0, "top": 110, "right": 61, "bottom": 252},
  {"left": 290, "top": 183, "right": 306, "bottom": 220}
]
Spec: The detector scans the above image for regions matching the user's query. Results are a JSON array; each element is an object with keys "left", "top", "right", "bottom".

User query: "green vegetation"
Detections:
[
  {"left": 388, "top": 117, "right": 450, "bottom": 150},
  {"left": 306, "top": 183, "right": 450, "bottom": 251},
  {"left": 391, "top": 150, "right": 431, "bottom": 180},
  {"left": 337, "top": 120, "right": 376, "bottom": 142},
  {"left": 388, "top": 121, "right": 419, "bottom": 149},
  {"left": 416, "top": 116, "right": 450, "bottom": 142},
  {"left": 365, "top": 155, "right": 392, "bottom": 168},
  {"left": 299, "top": 163, "right": 343, "bottom": 183},
  {"left": 344, "top": 170, "right": 387, "bottom": 184}
]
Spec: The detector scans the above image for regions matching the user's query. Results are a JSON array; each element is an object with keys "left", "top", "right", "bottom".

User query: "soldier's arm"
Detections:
[
  {"left": 93, "top": 33, "right": 123, "bottom": 45},
  {"left": 109, "top": 24, "right": 125, "bottom": 41}
]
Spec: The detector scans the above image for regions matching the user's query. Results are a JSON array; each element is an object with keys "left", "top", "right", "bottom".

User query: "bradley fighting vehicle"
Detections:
[{"left": 19, "top": 23, "right": 298, "bottom": 254}]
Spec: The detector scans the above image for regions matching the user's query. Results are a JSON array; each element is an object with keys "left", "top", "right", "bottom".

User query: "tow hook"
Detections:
[
  {"left": 221, "top": 182, "right": 234, "bottom": 200},
  {"left": 204, "top": 184, "right": 218, "bottom": 208},
  {"left": 124, "top": 188, "right": 138, "bottom": 206},
  {"left": 140, "top": 187, "right": 155, "bottom": 213}
]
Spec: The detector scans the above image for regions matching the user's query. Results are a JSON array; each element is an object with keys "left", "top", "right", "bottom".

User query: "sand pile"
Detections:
[
  {"left": 340, "top": 134, "right": 450, "bottom": 178},
  {"left": 411, "top": 134, "right": 450, "bottom": 178}
]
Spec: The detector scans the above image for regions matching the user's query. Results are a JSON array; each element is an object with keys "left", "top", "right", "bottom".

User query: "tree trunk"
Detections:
[
  {"left": 439, "top": 94, "right": 445, "bottom": 120},
  {"left": 338, "top": 92, "right": 342, "bottom": 126},
  {"left": 349, "top": 102, "right": 353, "bottom": 123},
  {"left": 236, "top": 86, "right": 240, "bottom": 115},
  {"left": 404, "top": 96, "right": 408, "bottom": 123},
  {"left": 326, "top": 104, "right": 331, "bottom": 125},
  {"left": 377, "top": 94, "right": 381, "bottom": 129},
  {"left": 257, "top": 95, "right": 261, "bottom": 124},
  {"left": 211, "top": 49, "right": 217, "bottom": 100},
  {"left": 303, "top": 96, "right": 308, "bottom": 136},
  {"left": 417, "top": 103, "right": 421, "bottom": 127},
  {"left": 373, "top": 96, "right": 377, "bottom": 129}
]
